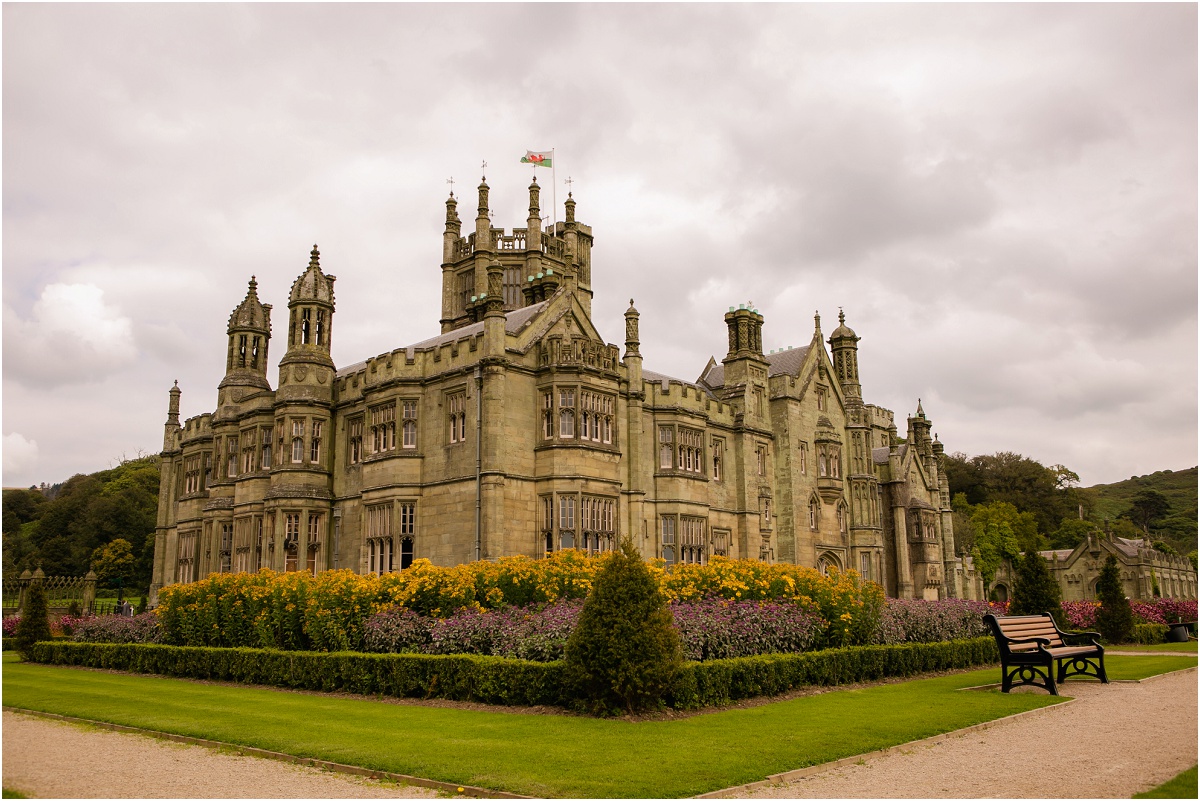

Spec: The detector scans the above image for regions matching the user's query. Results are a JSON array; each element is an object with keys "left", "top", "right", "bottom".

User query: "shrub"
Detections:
[
  {"left": 1061, "top": 601, "right": 1098, "bottom": 630},
  {"left": 1130, "top": 624, "right": 1169, "bottom": 645},
  {"left": 72, "top": 612, "right": 164, "bottom": 644},
  {"left": 14, "top": 582, "right": 54, "bottom": 659},
  {"left": 3, "top": 614, "right": 21, "bottom": 639},
  {"left": 565, "top": 538, "right": 682, "bottom": 714},
  {"left": 872, "top": 599, "right": 994, "bottom": 645},
  {"left": 361, "top": 606, "right": 432, "bottom": 653},
  {"left": 671, "top": 599, "right": 824, "bottom": 660},
  {"left": 1009, "top": 551, "right": 1065, "bottom": 627},
  {"left": 1095, "top": 555, "right": 1135, "bottom": 644}
]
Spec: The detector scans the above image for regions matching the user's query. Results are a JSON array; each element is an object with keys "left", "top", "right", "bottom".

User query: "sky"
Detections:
[{"left": 3, "top": 3, "right": 1196, "bottom": 490}]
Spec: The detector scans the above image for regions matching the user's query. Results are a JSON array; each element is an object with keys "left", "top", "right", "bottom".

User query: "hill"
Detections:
[{"left": 1082, "top": 466, "right": 1197, "bottom": 555}]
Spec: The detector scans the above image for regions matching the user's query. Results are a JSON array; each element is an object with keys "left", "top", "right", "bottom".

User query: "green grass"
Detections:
[
  {"left": 1134, "top": 765, "right": 1199, "bottom": 799},
  {"left": 2, "top": 790, "right": 29, "bottom": 799},
  {"left": 2, "top": 654, "right": 1192, "bottom": 798},
  {"left": 1109, "top": 642, "right": 1198, "bottom": 654}
]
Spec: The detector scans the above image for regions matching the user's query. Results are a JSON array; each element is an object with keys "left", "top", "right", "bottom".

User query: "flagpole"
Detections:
[{"left": 551, "top": 147, "right": 557, "bottom": 233}]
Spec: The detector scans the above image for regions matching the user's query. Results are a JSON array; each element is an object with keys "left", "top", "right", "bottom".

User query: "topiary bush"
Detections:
[
  {"left": 564, "top": 538, "right": 682, "bottom": 714},
  {"left": 14, "top": 581, "right": 54, "bottom": 659},
  {"left": 1009, "top": 550, "right": 1065, "bottom": 627},
  {"left": 1095, "top": 554, "right": 1135, "bottom": 644}
]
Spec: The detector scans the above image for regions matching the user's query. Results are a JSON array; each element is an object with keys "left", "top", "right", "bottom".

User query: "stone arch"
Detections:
[
  {"left": 991, "top": 582, "right": 1009, "bottom": 603},
  {"left": 817, "top": 551, "right": 842, "bottom": 576}
]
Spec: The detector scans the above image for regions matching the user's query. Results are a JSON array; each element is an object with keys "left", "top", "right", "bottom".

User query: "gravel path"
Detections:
[
  {"left": 741, "top": 667, "right": 1198, "bottom": 799},
  {"left": 1, "top": 711, "right": 437, "bottom": 799},
  {"left": 3, "top": 665, "right": 1195, "bottom": 799}
]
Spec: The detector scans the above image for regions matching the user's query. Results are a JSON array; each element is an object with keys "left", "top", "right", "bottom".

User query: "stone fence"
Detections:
[{"left": 2, "top": 569, "right": 98, "bottom": 618}]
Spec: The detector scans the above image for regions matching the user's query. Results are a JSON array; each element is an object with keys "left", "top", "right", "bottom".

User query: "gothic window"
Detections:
[
  {"left": 399, "top": 502, "right": 416, "bottom": 570},
  {"left": 809, "top": 497, "right": 820, "bottom": 531},
  {"left": 838, "top": 504, "right": 848, "bottom": 536},
  {"left": 541, "top": 495, "right": 555, "bottom": 556},
  {"left": 307, "top": 513, "right": 323, "bottom": 576},
  {"left": 753, "top": 386, "right": 765, "bottom": 417},
  {"left": 254, "top": 516, "right": 264, "bottom": 572},
  {"left": 176, "top": 530, "right": 198, "bottom": 583},
  {"left": 541, "top": 392, "right": 554, "bottom": 439},
  {"left": 291, "top": 420, "right": 304, "bottom": 463},
  {"left": 284, "top": 513, "right": 301, "bottom": 572},
  {"left": 819, "top": 447, "right": 828, "bottom": 477},
  {"left": 558, "top": 389, "right": 575, "bottom": 439},
  {"left": 679, "top": 428, "right": 703, "bottom": 474},
  {"left": 661, "top": 515, "right": 677, "bottom": 566},
  {"left": 274, "top": 422, "right": 284, "bottom": 466},
  {"left": 581, "top": 496, "right": 616, "bottom": 555},
  {"left": 260, "top": 426, "right": 273, "bottom": 469},
  {"left": 316, "top": 310, "right": 326, "bottom": 346},
  {"left": 301, "top": 308, "right": 312, "bottom": 345},
  {"left": 219, "top": 523, "right": 233, "bottom": 574},
  {"left": 226, "top": 437, "right": 238, "bottom": 478},
  {"left": 503, "top": 266, "right": 522, "bottom": 308},
  {"left": 242, "top": 431, "right": 255, "bottom": 475},
  {"left": 659, "top": 426, "right": 674, "bottom": 469},
  {"left": 762, "top": 499, "right": 772, "bottom": 528},
  {"left": 799, "top": 442, "right": 808, "bottom": 474},
  {"left": 237, "top": 334, "right": 248, "bottom": 368},
  {"left": 184, "top": 455, "right": 201, "bottom": 494},
  {"left": 680, "top": 516, "right": 706, "bottom": 565},
  {"left": 251, "top": 336, "right": 261, "bottom": 369},
  {"left": 756, "top": 444, "right": 768, "bottom": 476},
  {"left": 711, "top": 528, "right": 730, "bottom": 558},
  {"left": 816, "top": 386, "right": 827, "bottom": 411},
  {"left": 558, "top": 495, "right": 576, "bottom": 549},
  {"left": 457, "top": 271, "right": 473, "bottom": 316},
  {"left": 712, "top": 438, "right": 724, "bottom": 482},
  {"left": 367, "top": 504, "right": 393, "bottom": 575},
  {"left": 448, "top": 393, "right": 467, "bottom": 444},
  {"left": 830, "top": 447, "right": 841, "bottom": 478},
  {"left": 371, "top": 404, "right": 396, "bottom": 453},
  {"left": 860, "top": 552, "right": 872, "bottom": 581},
  {"left": 348, "top": 416, "right": 364, "bottom": 464},
  {"left": 402, "top": 400, "right": 418, "bottom": 449},
  {"left": 310, "top": 420, "right": 323, "bottom": 464}
]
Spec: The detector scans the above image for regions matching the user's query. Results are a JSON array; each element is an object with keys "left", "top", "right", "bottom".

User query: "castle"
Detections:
[{"left": 150, "top": 177, "right": 982, "bottom": 604}]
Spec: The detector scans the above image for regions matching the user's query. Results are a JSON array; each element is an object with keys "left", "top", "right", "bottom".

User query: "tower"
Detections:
[{"left": 220, "top": 277, "right": 272, "bottom": 393}]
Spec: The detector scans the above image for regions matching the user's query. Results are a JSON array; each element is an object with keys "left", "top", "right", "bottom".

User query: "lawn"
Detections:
[
  {"left": 2, "top": 653, "right": 1193, "bottom": 798},
  {"left": 1134, "top": 764, "right": 1198, "bottom": 799},
  {"left": 1108, "top": 641, "right": 1198, "bottom": 654}
]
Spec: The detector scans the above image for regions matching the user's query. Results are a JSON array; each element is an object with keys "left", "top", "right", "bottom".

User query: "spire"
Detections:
[
  {"left": 814, "top": 310, "right": 822, "bottom": 338},
  {"left": 222, "top": 276, "right": 273, "bottom": 389},
  {"left": 564, "top": 191, "right": 576, "bottom": 224},
  {"left": 917, "top": 399, "right": 926, "bottom": 418},
  {"left": 624, "top": 298, "right": 641, "bottom": 358},
  {"left": 166, "top": 380, "right": 181, "bottom": 426}
]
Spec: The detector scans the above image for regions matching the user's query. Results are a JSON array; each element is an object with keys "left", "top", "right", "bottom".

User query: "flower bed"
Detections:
[{"left": 871, "top": 598, "right": 1000, "bottom": 645}]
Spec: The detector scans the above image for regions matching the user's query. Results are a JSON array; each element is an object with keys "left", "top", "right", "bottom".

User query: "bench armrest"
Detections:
[
  {"left": 1062, "top": 630, "right": 1101, "bottom": 645},
  {"left": 1003, "top": 635, "right": 1052, "bottom": 647}
]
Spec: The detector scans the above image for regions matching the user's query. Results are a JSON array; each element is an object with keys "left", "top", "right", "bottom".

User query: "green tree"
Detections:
[
  {"left": 1122, "top": 490, "right": 1171, "bottom": 535},
  {"left": 950, "top": 493, "right": 977, "bottom": 556},
  {"left": 91, "top": 538, "right": 136, "bottom": 589},
  {"left": 945, "top": 452, "right": 1079, "bottom": 535},
  {"left": 970, "top": 501, "right": 1028, "bottom": 586},
  {"left": 14, "top": 580, "right": 53, "bottom": 659},
  {"left": 1008, "top": 550, "right": 1065, "bottom": 626},
  {"left": 564, "top": 537, "right": 682, "bottom": 715},
  {"left": 1049, "top": 518, "right": 1094, "bottom": 551},
  {"left": 1094, "top": 554, "right": 1135, "bottom": 644}
]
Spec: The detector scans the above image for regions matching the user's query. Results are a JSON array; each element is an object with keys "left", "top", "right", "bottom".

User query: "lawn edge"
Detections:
[
  {"left": 1, "top": 707, "right": 531, "bottom": 800},
  {"left": 696, "top": 664, "right": 1199, "bottom": 799}
]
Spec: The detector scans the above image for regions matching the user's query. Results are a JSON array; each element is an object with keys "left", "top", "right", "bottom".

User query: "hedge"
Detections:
[
  {"left": 1130, "top": 623, "right": 1169, "bottom": 645},
  {"left": 28, "top": 637, "right": 999, "bottom": 711}
]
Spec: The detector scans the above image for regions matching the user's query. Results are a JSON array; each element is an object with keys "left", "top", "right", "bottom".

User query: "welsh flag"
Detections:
[{"left": 521, "top": 150, "right": 553, "bottom": 167}]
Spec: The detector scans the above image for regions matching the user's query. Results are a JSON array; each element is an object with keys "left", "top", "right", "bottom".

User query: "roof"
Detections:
[
  {"left": 642, "top": 369, "right": 716, "bottom": 397},
  {"left": 336, "top": 301, "right": 549, "bottom": 379},
  {"left": 697, "top": 345, "right": 811, "bottom": 390},
  {"left": 1038, "top": 549, "right": 1075, "bottom": 562}
]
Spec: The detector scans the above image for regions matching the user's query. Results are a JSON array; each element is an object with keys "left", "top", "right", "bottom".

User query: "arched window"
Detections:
[
  {"left": 400, "top": 536, "right": 414, "bottom": 570},
  {"left": 301, "top": 309, "right": 311, "bottom": 345},
  {"left": 402, "top": 420, "right": 417, "bottom": 449},
  {"left": 809, "top": 498, "right": 820, "bottom": 531}
]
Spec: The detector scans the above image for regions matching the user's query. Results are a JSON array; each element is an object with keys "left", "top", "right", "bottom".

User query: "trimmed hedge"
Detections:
[
  {"left": 671, "top": 637, "right": 999, "bottom": 709},
  {"left": 1130, "top": 623, "right": 1169, "bottom": 645},
  {"left": 28, "top": 637, "right": 999, "bottom": 711}
]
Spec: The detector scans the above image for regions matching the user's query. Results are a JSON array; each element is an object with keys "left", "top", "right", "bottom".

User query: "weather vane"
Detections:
[{"left": 446, "top": 176, "right": 455, "bottom": 196}]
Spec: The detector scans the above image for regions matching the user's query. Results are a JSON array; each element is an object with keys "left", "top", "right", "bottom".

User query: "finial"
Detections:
[
  {"left": 446, "top": 176, "right": 455, "bottom": 197},
  {"left": 838, "top": 307, "right": 845, "bottom": 325},
  {"left": 310, "top": 244, "right": 320, "bottom": 267},
  {"left": 481, "top": 159, "right": 487, "bottom": 181},
  {"left": 531, "top": 174, "right": 538, "bottom": 185},
  {"left": 564, "top": 176, "right": 574, "bottom": 192},
  {"left": 629, "top": 298, "right": 635, "bottom": 308},
  {"left": 814, "top": 310, "right": 822, "bottom": 333},
  {"left": 173, "top": 379, "right": 179, "bottom": 388}
]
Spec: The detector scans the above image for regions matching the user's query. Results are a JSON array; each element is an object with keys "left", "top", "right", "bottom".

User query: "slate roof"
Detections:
[
  {"left": 336, "top": 301, "right": 549, "bottom": 378},
  {"left": 697, "top": 345, "right": 811, "bottom": 390},
  {"left": 1039, "top": 549, "right": 1075, "bottom": 562}
]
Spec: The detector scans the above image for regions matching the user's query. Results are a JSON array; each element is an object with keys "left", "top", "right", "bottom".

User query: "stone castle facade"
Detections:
[{"left": 150, "top": 177, "right": 981, "bottom": 604}]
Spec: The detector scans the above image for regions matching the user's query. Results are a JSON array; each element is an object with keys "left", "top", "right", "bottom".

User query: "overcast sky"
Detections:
[{"left": 3, "top": 3, "right": 1196, "bottom": 491}]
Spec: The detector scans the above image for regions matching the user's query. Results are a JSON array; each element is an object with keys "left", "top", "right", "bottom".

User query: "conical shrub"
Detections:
[
  {"left": 15, "top": 580, "right": 53, "bottom": 660},
  {"left": 1010, "top": 550, "right": 1065, "bottom": 627},
  {"left": 1094, "top": 554, "right": 1134, "bottom": 644},
  {"left": 564, "top": 537, "right": 682, "bottom": 715}
]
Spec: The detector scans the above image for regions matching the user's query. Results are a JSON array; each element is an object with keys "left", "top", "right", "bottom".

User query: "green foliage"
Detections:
[
  {"left": 944, "top": 451, "right": 1081, "bottom": 535},
  {"left": 1084, "top": 467, "right": 1197, "bottom": 558},
  {"left": 1095, "top": 554, "right": 1135, "bottom": 644},
  {"left": 14, "top": 582, "right": 53, "bottom": 659},
  {"left": 1048, "top": 518, "right": 1094, "bottom": 551},
  {"left": 1, "top": 457, "right": 160, "bottom": 587},
  {"left": 1122, "top": 490, "right": 1172, "bottom": 534},
  {"left": 969, "top": 502, "right": 1027, "bottom": 585},
  {"left": 564, "top": 538, "right": 682, "bottom": 714},
  {"left": 1128, "top": 624, "right": 1169, "bottom": 645},
  {"left": 91, "top": 538, "right": 136, "bottom": 589},
  {"left": 1009, "top": 551, "right": 1064, "bottom": 626}
]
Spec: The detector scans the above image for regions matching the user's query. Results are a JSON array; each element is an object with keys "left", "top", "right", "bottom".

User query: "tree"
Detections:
[
  {"left": 969, "top": 502, "right": 1028, "bottom": 586},
  {"left": 564, "top": 537, "right": 682, "bottom": 715},
  {"left": 14, "top": 580, "right": 53, "bottom": 660},
  {"left": 1094, "top": 555, "right": 1135, "bottom": 644},
  {"left": 91, "top": 538, "right": 136, "bottom": 589},
  {"left": 944, "top": 451, "right": 1079, "bottom": 535},
  {"left": 1048, "top": 518, "right": 1094, "bottom": 551},
  {"left": 1009, "top": 550, "right": 1064, "bottom": 627},
  {"left": 1122, "top": 490, "right": 1171, "bottom": 535}
]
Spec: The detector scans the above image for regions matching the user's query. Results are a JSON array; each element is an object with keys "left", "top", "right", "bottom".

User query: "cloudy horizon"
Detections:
[{"left": 4, "top": 3, "right": 1196, "bottom": 490}]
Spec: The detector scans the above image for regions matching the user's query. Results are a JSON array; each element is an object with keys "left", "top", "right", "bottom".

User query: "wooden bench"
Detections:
[{"left": 983, "top": 613, "right": 1109, "bottom": 695}]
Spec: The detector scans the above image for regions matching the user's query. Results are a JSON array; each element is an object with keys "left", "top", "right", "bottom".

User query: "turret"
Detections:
[
  {"left": 623, "top": 299, "right": 642, "bottom": 387},
  {"left": 163, "top": 380, "right": 181, "bottom": 451},
  {"left": 219, "top": 276, "right": 272, "bottom": 392},
  {"left": 278, "top": 245, "right": 337, "bottom": 403},
  {"left": 442, "top": 191, "right": 461, "bottom": 264},
  {"left": 720, "top": 303, "right": 769, "bottom": 424},
  {"left": 828, "top": 309, "right": 861, "bottom": 401}
]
